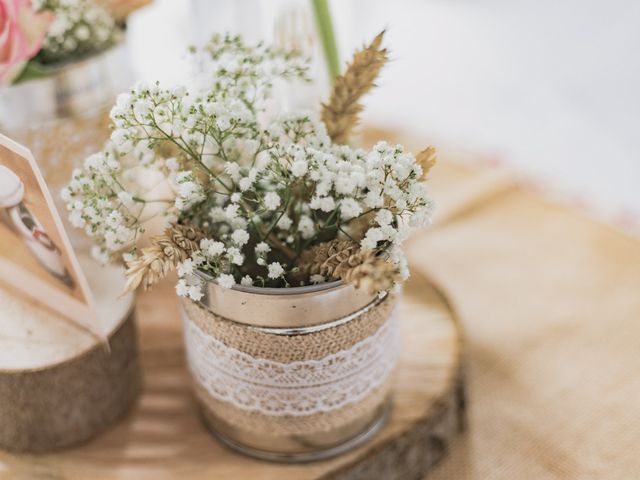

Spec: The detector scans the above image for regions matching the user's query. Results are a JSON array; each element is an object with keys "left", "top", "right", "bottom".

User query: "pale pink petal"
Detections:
[
  {"left": 0, "top": 0, "right": 52, "bottom": 84},
  {"left": 17, "top": 1, "right": 53, "bottom": 56}
]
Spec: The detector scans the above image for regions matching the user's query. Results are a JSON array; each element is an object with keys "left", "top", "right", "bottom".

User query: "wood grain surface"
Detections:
[
  {"left": 0, "top": 260, "right": 140, "bottom": 453},
  {"left": 0, "top": 268, "right": 464, "bottom": 479}
]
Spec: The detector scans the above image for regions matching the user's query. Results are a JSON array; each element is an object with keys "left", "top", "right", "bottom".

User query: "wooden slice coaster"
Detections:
[
  {"left": 0, "top": 258, "right": 140, "bottom": 453},
  {"left": 0, "top": 267, "right": 464, "bottom": 479}
]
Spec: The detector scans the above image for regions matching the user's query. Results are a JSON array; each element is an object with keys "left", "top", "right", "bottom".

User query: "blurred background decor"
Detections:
[
  {"left": 2, "top": 0, "right": 640, "bottom": 478},
  {"left": 0, "top": 137, "right": 140, "bottom": 454},
  {"left": 129, "top": 0, "right": 338, "bottom": 111},
  {"left": 0, "top": 0, "right": 149, "bottom": 246},
  {"left": 127, "top": 0, "right": 640, "bottom": 232}
]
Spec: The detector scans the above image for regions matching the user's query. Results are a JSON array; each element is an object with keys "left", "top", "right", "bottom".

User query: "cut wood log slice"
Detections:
[
  {"left": 0, "top": 257, "right": 140, "bottom": 453},
  {"left": 0, "top": 266, "right": 464, "bottom": 479}
]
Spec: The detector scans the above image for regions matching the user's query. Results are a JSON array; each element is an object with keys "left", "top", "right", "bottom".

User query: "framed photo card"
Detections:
[{"left": 0, "top": 133, "right": 99, "bottom": 334}]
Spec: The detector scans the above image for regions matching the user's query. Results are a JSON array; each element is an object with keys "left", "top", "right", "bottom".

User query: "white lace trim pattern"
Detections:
[{"left": 183, "top": 309, "right": 400, "bottom": 417}]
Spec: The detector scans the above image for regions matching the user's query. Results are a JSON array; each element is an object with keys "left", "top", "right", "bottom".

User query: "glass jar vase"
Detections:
[{"left": 181, "top": 275, "right": 399, "bottom": 462}]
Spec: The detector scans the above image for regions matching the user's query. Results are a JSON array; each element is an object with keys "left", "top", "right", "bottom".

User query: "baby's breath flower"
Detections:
[
  {"left": 310, "top": 196, "right": 335, "bottom": 212},
  {"left": 35, "top": 0, "right": 119, "bottom": 65},
  {"left": 188, "top": 285, "right": 204, "bottom": 301},
  {"left": 225, "top": 204, "right": 240, "bottom": 220},
  {"left": 238, "top": 177, "right": 252, "bottom": 191},
  {"left": 339, "top": 198, "right": 362, "bottom": 220},
  {"left": 217, "top": 274, "right": 235, "bottom": 289},
  {"left": 227, "top": 247, "right": 244, "bottom": 265},
  {"left": 360, "top": 227, "right": 384, "bottom": 250},
  {"left": 225, "top": 162, "right": 241, "bottom": 181},
  {"left": 375, "top": 209, "right": 393, "bottom": 226},
  {"left": 176, "top": 279, "right": 190, "bottom": 297},
  {"left": 267, "top": 262, "right": 285, "bottom": 279},
  {"left": 264, "top": 192, "right": 281, "bottom": 211},
  {"left": 277, "top": 214, "right": 293, "bottom": 230},
  {"left": 291, "top": 159, "right": 308, "bottom": 177},
  {"left": 298, "top": 215, "right": 315, "bottom": 239},
  {"left": 177, "top": 259, "right": 194, "bottom": 277},
  {"left": 231, "top": 229, "right": 250, "bottom": 246},
  {"left": 175, "top": 172, "right": 205, "bottom": 210},
  {"left": 201, "top": 239, "right": 225, "bottom": 257},
  {"left": 255, "top": 242, "right": 270, "bottom": 255}
]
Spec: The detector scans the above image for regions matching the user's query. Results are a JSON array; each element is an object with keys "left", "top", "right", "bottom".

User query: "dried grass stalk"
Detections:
[
  {"left": 321, "top": 31, "right": 388, "bottom": 144},
  {"left": 124, "top": 224, "right": 204, "bottom": 293},
  {"left": 416, "top": 146, "right": 437, "bottom": 180},
  {"left": 298, "top": 239, "right": 400, "bottom": 294}
]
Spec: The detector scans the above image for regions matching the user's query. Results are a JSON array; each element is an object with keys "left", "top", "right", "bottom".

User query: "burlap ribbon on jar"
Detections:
[{"left": 181, "top": 293, "right": 399, "bottom": 436}]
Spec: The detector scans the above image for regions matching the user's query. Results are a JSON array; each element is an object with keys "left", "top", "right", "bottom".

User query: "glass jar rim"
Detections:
[{"left": 194, "top": 268, "right": 343, "bottom": 296}]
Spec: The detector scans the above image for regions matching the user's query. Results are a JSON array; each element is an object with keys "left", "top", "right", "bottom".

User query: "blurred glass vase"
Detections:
[
  {"left": 0, "top": 40, "right": 132, "bottom": 246},
  {"left": 187, "top": 0, "right": 335, "bottom": 110}
]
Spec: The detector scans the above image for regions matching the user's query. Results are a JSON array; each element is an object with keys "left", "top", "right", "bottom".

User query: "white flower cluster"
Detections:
[
  {"left": 61, "top": 143, "right": 146, "bottom": 263},
  {"left": 34, "top": 0, "right": 119, "bottom": 64},
  {"left": 65, "top": 34, "right": 433, "bottom": 294},
  {"left": 264, "top": 134, "right": 434, "bottom": 281},
  {"left": 187, "top": 33, "right": 310, "bottom": 98}
]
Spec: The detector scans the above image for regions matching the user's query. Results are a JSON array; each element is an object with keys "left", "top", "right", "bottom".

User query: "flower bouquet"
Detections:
[
  {"left": 1, "top": 0, "right": 118, "bottom": 85},
  {"left": 64, "top": 32, "right": 436, "bottom": 461},
  {"left": 0, "top": 0, "right": 146, "bottom": 223}
]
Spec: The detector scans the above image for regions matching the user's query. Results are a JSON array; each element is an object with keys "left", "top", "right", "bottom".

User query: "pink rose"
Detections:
[{"left": 0, "top": 0, "right": 53, "bottom": 85}]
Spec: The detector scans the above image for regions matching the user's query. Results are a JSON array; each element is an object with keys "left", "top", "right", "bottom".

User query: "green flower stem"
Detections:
[{"left": 311, "top": 0, "right": 340, "bottom": 82}]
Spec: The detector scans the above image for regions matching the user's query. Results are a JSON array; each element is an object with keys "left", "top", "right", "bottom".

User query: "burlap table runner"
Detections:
[{"left": 404, "top": 157, "right": 640, "bottom": 479}]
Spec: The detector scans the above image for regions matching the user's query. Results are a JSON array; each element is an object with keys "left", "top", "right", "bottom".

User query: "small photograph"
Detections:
[
  {"left": 0, "top": 134, "right": 95, "bottom": 326},
  {"left": 0, "top": 164, "right": 75, "bottom": 289}
]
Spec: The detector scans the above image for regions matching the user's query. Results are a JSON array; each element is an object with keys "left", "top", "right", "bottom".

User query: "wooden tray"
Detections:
[{"left": 0, "top": 270, "right": 464, "bottom": 480}]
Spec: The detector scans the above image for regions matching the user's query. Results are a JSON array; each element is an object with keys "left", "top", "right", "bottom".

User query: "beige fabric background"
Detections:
[{"left": 406, "top": 159, "right": 640, "bottom": 479}]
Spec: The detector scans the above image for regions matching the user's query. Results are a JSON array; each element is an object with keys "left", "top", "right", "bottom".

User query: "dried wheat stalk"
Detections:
[
  {"left": 321, "top": 31, "right": 388, "bottom": 144},
  {"left": 298, "top": 239, "right": 400, "bottom": 294},
  {"left": 416, "top": 146, "right": 437, "bottom": 180},
  {"left": 124, "top": 224, "right": 204, "bottom": 293}
]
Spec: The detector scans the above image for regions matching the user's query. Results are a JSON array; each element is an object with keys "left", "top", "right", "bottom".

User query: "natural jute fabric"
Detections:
[
  {"left": 402, "top": 156, "right": 640, "bottom": 480},
  {"left": 182, "top": 295, "right": 396, "bottom": 435}
]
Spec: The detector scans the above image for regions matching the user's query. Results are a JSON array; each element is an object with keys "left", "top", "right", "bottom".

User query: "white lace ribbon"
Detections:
[{"left": 183, "top": 308, "right": 400, "bottom": 417}]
